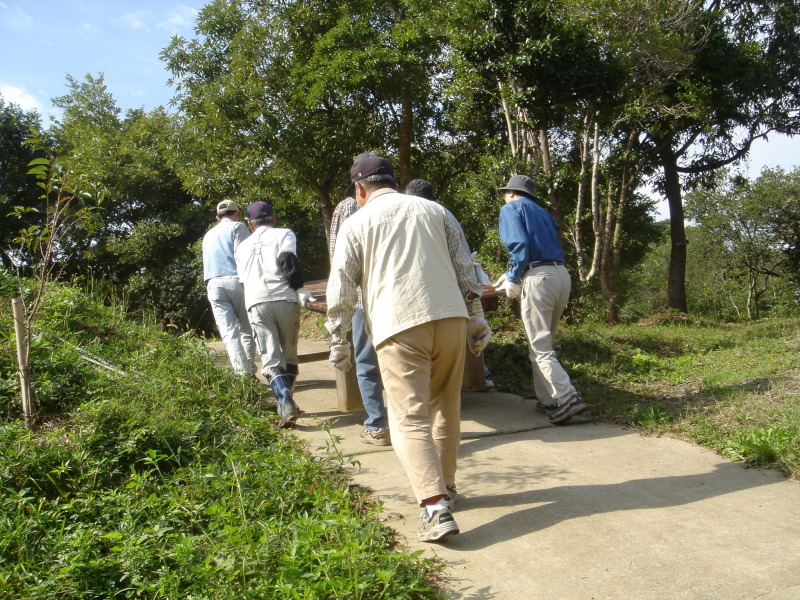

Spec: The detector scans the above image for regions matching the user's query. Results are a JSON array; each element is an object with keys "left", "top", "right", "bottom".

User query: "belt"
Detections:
[{"left": 528, "top": 260, "right": 564, "bottom": 270}]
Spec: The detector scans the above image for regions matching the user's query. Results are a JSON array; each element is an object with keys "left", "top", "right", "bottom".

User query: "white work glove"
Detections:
[
  {"left": 329, "top": 334, "right": 352, "bottom": 371},
  {"left": 493, "top": 274, "right": 521, "bottom": 299},
  {"left": 296, "top": 287, "right": 316, "bottom": 308},
  {"left": 466, "top": 315, "right": 492, "bottom": 357}
]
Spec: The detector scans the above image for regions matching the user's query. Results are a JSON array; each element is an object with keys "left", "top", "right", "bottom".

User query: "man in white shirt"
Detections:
[
  {"left": 325, "top": 155, "right": 492, "bottom": 542},
  {"left": 235, "top": 201, "right": 315, "bottom": 428}
]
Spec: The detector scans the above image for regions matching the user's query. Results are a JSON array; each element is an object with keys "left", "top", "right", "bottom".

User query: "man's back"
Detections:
[
  {"left": 332, "top": 189, "right": 469, "bottom": 346},
  {"left": 202, "top": 219, "right": 249, "bottom": 283}
]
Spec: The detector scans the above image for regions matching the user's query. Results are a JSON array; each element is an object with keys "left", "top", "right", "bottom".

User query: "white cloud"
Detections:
[
  {"left": 0, "top": 84, "right": 44, "bottom": 113},
  {"left": 156, "top": 5, "right": 198, "bottom": 33},
  {"left": 81, "top": 22, "right": 101, "bottom": 34},
  {"left": 119, "top": 10, "right": 151, "bottom": 32},
  {"left": 0, "top": 3, "right": 34, "bottom": 29}
]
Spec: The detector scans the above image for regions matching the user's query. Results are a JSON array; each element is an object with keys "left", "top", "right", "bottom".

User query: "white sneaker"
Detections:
[{"left": 418, "top": 508, "right": 460, "bottom": 542}]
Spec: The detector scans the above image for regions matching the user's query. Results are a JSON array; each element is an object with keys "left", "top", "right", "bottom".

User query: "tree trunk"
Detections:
[
  {"left": 573, "top": 111, "right": 592, "bottom": 279},
  {"left": 538, "top": 126, "right": 562, "bottom": 229},
  {"left": 661, "top": 150, "right": 689, "bottom": 312},
  {"left": 312, "top": 182, "right": 334, "bottom": 241},
  {"left": 586, "top": 121, "right": 603, "bottom": 281},
  {"left": 599, "top": 181, "right": 616, "bottom": 306},
  {"left": 397, "top": 82, "right": 414, "bottom": 187},
  {"left": 499, "top": 81, "right": 518, "bottom": 157},
  {"left": 602, "top": 130, "right": 638, "bottom": 324},
  {"left": 390, "top": 1, "right": 413, "bottom": 187}
]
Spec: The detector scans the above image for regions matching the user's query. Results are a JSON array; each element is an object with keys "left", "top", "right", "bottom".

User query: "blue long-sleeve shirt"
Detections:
[{"left": 498, "top": 196, "right": 565, "bottom": 284}]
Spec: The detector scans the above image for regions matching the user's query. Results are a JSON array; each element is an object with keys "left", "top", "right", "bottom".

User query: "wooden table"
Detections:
[{"left": 303, "top": 279, "right": 504, "bottom": 412}]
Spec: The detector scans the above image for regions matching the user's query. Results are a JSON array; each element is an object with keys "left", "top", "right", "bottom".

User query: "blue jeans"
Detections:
[{"left": 352, "top": 308, "right": 388, "bottom": 430}]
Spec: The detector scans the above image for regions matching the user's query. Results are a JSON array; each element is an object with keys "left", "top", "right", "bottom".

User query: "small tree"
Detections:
[
  {"left": 686, "top": 170, "right": 793, "bottom": 319},
  {"left": 10, "top": 132, "right": 107, "bottom": 323},
  {"left": 8, "top": 132, "right": 106, "bottom": 423}
]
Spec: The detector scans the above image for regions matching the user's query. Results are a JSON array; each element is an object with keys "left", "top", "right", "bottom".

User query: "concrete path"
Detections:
[{"left": 217, "top": 340, "right": 800, "bottom": 599}]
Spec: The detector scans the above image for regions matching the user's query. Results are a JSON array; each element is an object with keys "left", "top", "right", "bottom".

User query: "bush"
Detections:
[{"left": 0, "top": 275, "right": 439, "bottom": 599}]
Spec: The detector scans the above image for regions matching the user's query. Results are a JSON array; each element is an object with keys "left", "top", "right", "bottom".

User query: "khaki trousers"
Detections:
[
  {"left": 248, "top": 300, "right": 300, "bottom": 374},
  {"left": 520, "top": 264, "right": 578, "bottom": 405},
  {"left": 376, "top": 317, "right": 466, "bottom": 505}
]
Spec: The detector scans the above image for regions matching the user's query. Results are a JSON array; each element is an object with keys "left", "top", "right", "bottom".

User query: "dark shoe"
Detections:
[
  {"left": 536, "top": 400, "right": 557, "bottom": 412},
  {"left": 360, "top": 427, "right": 391, "bottom": 446},
  {"left": 549, "top": 395, "right": 589, "bottom": 424},
  {"left": 418, "top": 508, "right": 460, "bottom": 542}
]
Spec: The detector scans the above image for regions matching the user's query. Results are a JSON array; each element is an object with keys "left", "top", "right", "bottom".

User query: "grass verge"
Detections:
[
  {"left": 485, "top": 305, "right": 800, "bottom": 479},
  {"left": 0, "top": 273, "right": 440, "bottom": 599}
]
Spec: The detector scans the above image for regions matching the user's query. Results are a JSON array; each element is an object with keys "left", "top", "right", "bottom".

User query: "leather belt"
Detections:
[{"left": 528, "top": 260, "right": 564, "bottom": 270}]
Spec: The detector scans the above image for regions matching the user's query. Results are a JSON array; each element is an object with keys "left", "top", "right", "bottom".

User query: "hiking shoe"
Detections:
[
  {"left": 446, "top": 485, "right": 460, "bottom": 510},
  {"left": 536, "top": 400, "right": 557, "bottom": 412},
  {"left": 549, "top": 395, "right": 589, "bottom": 424},
  {"left": 418, "top": 508, "right": 460, "bottom": 542},
  {"left": 360, "top": 427, "right": 391, "bottom": 446}
]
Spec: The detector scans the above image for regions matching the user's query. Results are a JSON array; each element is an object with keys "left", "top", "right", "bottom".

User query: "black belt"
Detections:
[{"left": 528, "top": 260, "right": 564, "bottom": 270}]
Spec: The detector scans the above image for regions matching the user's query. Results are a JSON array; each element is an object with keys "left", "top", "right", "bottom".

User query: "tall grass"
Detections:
[{"left": 0, "top": 272, "right": 439, "bottom": 599}]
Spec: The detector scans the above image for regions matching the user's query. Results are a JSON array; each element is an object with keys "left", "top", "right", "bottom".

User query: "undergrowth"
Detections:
[
  {"left": 485, "top": 301, "right": 800, "bottom": 479},
  {"left": 0, "top": 272, "right": 440, "bottom": 599}
]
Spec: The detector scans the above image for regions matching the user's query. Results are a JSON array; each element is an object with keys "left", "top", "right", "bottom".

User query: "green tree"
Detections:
[
  {"left": 162, "top": 0, "right": 449, "bottom": 236},
  {"left": 751, "top": 167, "right": 800, "bottom": 287},
  {"left": 639, "top": 0, "right": 800, "bottom": 312},
  {"left": 0, "top": 98, "right": 45, "bottom": 271},
  {"left": 686, "top": 170, "right": 797, "bottom": 319},
  {"left": 162, "top": 0, "right": 381, "bottom": 232},
  {"left": 45, "top": 74, "right": 213, "bottom": 330}
]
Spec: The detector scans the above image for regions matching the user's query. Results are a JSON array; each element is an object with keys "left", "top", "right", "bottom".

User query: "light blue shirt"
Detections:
[
  {"left": 202, "top": 218, "right": 251, "bottom": 284},
  {"left": 499, "top": 196, "right": 565, "bottom": 284}
]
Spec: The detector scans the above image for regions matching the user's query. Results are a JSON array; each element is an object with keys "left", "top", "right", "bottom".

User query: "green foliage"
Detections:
[
  {"left": 10, "top": 131, "right": 107, "bottom": 326},
  {"left": 632, "top": 405, "right": 673, "bottom": 429},
  {"left": 488, "top": 310, "right": 800, "bottom": 477},
  {"left": 723, "top": 427, "right": 798, "bottom": 469},
  {"left": 685, "top": 168, "right": 799, "bottom": 319},
  {"left": 0, "top": 276, "right": 440, "bottom": 598},
  {"left": 0, "top": 97, "right": 45, "bottom": 271}
]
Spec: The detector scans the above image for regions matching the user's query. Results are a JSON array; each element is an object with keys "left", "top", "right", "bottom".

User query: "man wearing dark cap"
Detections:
[
  {"left": 202, "top": 199, "right": 257, "bottom": 378},
  {"left": 326, "top": 154, "right": 492, "bottom": 542},
  {"left": 494, "top": 174, "right": 589, "bottom": 424},
  {"left": 235, "top": 201, "right": 315, "bottom": 428}
]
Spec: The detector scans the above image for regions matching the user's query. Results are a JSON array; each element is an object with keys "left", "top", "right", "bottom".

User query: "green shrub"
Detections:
[{"left": 0, "top": 276, "right": 439, "bottom": 599}]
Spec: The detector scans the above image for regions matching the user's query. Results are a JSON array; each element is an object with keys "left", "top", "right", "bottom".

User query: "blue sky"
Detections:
[
  {"left": 0, "top": 1, "right": 206, "bottom": 121},
  {"left": 1, "top": 0, "right": 798, "bottom": 193}
]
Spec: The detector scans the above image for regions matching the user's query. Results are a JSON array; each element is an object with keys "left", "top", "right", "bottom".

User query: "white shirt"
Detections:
[{"left": 235, "top": 225, "right": 298, "bottom": 310}]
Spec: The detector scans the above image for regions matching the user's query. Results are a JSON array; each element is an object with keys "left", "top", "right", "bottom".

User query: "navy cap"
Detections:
[
  {"left": 246, "top": 201, "right": 274, "bottom": 220},
  {"left": 350, "top": 154, "right": 395, "bottom": 182}
]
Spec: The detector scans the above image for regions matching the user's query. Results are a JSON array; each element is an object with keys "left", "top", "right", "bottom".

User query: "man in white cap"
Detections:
[
  {"left": 201, "top": 199, "right": 257, "bottom": 377},
  {"left": 494, "top": 175, "right": 589, "bottom": 424}
]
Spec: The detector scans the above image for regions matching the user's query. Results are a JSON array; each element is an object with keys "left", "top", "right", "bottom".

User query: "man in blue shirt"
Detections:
[
  {"left": 202, "top": 199, "right": 257, "bottom": 378},
  {"left": 494, "top": 175, "right": 588, "bottom": 424}
]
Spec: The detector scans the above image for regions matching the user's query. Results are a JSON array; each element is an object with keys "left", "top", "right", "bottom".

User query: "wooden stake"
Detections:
[{"left": 12, "top": 298, "right": 32, "bottom": 424}]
